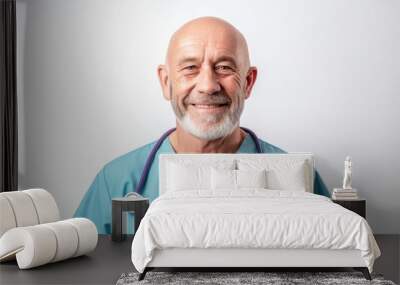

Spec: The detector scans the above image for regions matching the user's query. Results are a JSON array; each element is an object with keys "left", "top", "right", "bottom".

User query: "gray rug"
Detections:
[{"left": 116, "top": 271, "right": 397, "bottom": 285}]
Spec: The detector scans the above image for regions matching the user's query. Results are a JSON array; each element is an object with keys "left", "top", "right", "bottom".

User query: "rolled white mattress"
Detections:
[
  {"left": 0, "top": 218, "right": 98, "bottom": 269},
  {"left": 0, "top": 189, "right": 60, "bottom": 237}
]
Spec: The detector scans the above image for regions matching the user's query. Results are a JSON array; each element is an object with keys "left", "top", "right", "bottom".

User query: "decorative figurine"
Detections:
[{"left": 342, "top": 156, "right": 352, "bottom": 190}]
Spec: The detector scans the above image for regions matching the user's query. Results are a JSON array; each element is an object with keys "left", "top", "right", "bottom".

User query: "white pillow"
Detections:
[
  {"left": 211, "top": 168, "right": 268, "bottom": 190},
  {"left": 267, "top": 164, "right": 307, "bottom": 191},
  {"left": 166, "top": 160, "right": 235, "bottom": 191},
  {"left": 211, "top": 168, "right": 236, "bottom": 190},
  {"left": 237, "top": 159, "right": 309, "bottom": 192},
  {"left": 166, "top": 162, "right": 208, "bottom": 191},
  {"left": 236, "top": 169, "right": 267, "bottom": 189}
]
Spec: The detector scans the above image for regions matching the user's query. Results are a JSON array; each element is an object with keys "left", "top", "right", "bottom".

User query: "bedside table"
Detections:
[
  {"left": 112, "top": 197, "right": 149, "bottom": 242},
  {"left": 332, "top": 198, "right": 366, "bottom": 218}
]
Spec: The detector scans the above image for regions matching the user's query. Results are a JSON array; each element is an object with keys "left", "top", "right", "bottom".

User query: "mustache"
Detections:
[{"left": 184, "top": 93, "right": 231, "bottom": 105}]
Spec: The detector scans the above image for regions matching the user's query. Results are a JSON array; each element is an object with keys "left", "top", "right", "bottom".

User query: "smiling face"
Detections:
[{"left": 158, "top": 17, "right": 257, "bottom": 140}]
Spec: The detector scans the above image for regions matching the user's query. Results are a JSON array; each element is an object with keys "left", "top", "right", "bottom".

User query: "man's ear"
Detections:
[
  {"left": 244, "top": 67, "right": 257, "bottom": 100},
  {"left": 157, "top": 64, "right": 171, "bottom": 101}
]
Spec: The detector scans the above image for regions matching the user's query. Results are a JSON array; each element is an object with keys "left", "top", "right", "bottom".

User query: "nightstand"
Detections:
[
  {"left": 111, "top": 197, "right": 149, "bottom": 242},
  {"left": 332, "top": 198, "right": 366, "bottom": 218}
]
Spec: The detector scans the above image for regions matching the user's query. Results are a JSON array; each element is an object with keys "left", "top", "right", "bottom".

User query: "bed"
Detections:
[{"left": 131, "top": 153, "right": 381, "bottom": 281}]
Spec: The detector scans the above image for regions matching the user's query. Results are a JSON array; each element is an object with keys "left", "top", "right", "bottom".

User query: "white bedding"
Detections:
[{"left": 131, "top": 190, "right": 380, "bottom": 273}]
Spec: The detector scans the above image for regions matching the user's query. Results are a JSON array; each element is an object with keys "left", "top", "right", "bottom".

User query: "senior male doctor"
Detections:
[{"left": 74, "top": 17, "right": 330, "bottom": 234}]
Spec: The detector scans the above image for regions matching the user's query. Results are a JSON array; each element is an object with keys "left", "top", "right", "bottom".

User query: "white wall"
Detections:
[{"left": 16, "top": 0, "right": 400, "bottom": 233}]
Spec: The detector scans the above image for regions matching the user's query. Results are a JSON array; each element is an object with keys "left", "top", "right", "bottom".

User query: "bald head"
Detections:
[
  {"left": 166, "top": 17, "right": 251, "bottom": 71},
  {"left": 157, "top": 17, "right": 258, "bottom": 142}
]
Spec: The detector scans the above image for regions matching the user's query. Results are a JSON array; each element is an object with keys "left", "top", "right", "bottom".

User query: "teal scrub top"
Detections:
[{"left": 74, "top": 133, "right": 330, "bottom": 234}]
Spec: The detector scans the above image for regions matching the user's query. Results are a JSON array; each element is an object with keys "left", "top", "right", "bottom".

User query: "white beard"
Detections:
[
  {"left": 176, "top": 109, "right": 240, "bottom": 141},
  {"left": 169, "top": 84, "right": 245, "bottom": 141}
]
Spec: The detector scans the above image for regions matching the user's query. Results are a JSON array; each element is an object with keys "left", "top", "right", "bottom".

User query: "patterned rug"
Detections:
[{"left": 116, "top": 271, "right": 397, "bottom": 285}]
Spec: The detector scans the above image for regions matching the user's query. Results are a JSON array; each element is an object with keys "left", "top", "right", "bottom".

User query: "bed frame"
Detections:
[
  {"left": 138, "top": 153, "right": 372, "bottom": 281},
  {"left": 139, "top": 248, "right": 371, "bottom": 280}
]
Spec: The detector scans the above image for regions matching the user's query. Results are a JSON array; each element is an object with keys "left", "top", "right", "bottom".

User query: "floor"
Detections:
[
  {"left": 0, "top": 234, "right": 398, "bottom": 284},
  {"left": 373, "top": 234, "right": 400, "bottom": 284}
]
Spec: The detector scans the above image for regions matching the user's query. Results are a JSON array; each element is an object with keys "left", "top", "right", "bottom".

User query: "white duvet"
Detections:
[{"left": 131, "top": 190, "right": 380, "bottom": 273}]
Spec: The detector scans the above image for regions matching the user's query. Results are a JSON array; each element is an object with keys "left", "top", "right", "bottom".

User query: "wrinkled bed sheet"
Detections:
[{"left": 131, "top": 189, "right": 380, "bottom": 273}]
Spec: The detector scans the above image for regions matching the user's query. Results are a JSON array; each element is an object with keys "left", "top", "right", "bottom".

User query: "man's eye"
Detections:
[
  {"left": 184, "top": 65, "right": 197, "bottom": 71},
  {"left": 216, "top": 65, "right": 233, "bottom": 73}
]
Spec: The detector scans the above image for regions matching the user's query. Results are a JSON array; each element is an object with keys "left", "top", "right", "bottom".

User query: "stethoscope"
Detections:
[{"left": 135, "top": 127, "right": 262, "bottom": 195}]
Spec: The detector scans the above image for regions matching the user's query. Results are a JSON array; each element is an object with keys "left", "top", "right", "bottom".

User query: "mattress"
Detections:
[{"left": 131, "top": 189, "right": 381, "bottom": 273}]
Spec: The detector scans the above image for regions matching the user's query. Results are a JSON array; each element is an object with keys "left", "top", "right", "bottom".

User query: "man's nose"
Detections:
[{"left": 196, "top": 67, "right": 221, "bottom": 95}]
